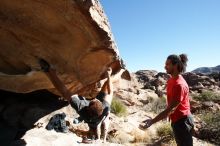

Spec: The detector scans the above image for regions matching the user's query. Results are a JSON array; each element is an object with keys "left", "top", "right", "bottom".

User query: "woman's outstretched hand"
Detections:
[{"left": 139, "top": 118, "right": 153, "bottom": 130}]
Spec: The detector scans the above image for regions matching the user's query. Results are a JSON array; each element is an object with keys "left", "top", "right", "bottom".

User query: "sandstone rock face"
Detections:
[{"left": 0, "top": 0, "right": 123, "bottom": 95}]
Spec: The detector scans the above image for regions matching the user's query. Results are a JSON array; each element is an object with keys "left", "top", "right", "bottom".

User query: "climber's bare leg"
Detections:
[
  {"left": 87, "top": 125, "right": 101, "bottom": 143},
  {"left": 96, "top": 123, "right": 101, "bottom": 140},
  {"left": 102, "top": 113, "right": 110, "bottom": 143},
  {"left": 94, "top": 115, "right": 109, "bottom": 143}
]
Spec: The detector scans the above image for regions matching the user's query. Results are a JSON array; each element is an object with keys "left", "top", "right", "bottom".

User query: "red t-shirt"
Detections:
[{"left": 167, "top": 75, "right": 191, "bottom": 123}]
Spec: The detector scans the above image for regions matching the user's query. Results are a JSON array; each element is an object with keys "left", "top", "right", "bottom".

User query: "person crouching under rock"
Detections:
[{"left": 39, "top": 59, "right": 125, "bottom": 143}]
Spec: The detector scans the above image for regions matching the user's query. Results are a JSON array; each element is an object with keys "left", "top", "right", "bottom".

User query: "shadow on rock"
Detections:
[{"left": 0, "top": 89, "right": 68, "bottom": 146}]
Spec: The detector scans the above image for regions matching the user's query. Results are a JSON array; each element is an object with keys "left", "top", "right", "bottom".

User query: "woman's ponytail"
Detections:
[
  {"left": 167, "top": 54, "right": 188, "bottom": 73},
  {"left": 179, "top": 54, "right": 188, "bottom": 73}
]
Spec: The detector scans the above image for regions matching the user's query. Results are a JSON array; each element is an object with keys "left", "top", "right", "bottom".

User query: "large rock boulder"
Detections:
[
  {"left": 182, "top": 72, "right": 219, "bottom": 92},
  {"left": 11, "top": 128, "right": 122, "bottom": 146},
  {"left": 0, "top": 0, "right": 124, "bottom": 95}
]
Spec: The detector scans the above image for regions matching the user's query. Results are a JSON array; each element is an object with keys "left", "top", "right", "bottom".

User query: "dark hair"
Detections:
[
  {"left": 167, "top": 54, "right": 188, "bottom": 73},
  {"left": 87, "top": 99, "right": 103, "bottom": 118}
]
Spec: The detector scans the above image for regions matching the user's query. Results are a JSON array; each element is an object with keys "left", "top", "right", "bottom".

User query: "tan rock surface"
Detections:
[{"left": 0, "top": 0, "right": 124, "bottom": 95}]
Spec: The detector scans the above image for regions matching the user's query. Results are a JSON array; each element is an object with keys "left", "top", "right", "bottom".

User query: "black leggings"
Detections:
[{"left": 171, "top": 115, "right": 194, "bottom": 146}]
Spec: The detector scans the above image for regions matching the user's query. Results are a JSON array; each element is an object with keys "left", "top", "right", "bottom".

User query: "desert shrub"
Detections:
[
  {"left": 198, "top": 111, "right": 220, "bottom": 145},
  {"left": 192, "top": 90, "right": 220, "bottom": 102},
  {"left": 202, "top": 112, "right": 220, "bottom": 126},
  {"left": 157, "top": 122, "right": 174, "bottom": 140},
  {"left": 111, "top": 98, "right": 127, "bottom": 117}
]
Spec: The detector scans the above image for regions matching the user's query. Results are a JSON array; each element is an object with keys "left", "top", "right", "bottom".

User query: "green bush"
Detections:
[
  {"left": 192, "top": 90, "right": 220, "bottom": 102},
  {"left": 157, "top": 122, "right": 174, "bottom": 139},
  {"left": 111, "top": 98, "right": 127, "bottom": 117},
  {"left": 200, "top": 111, "right": 220, "bottom": 128},
  {"left": 199, "top": 111, "right": 220, "bottom": 145}
]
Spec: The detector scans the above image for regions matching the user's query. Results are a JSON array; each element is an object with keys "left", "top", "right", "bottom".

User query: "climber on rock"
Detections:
[{"left": 39, "top": 59, "right": 125, "bottom": 143}]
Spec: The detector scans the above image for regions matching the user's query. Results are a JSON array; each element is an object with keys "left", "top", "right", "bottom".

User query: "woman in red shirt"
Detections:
[{"left": 140, "top": 54, "right": 194, "bottom": 146}]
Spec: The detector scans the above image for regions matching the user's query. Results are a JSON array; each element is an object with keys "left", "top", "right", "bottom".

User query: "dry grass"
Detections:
[
  {"left": 107, "top": 131, "right": 133, "bottom": 144},
  {"left": 130, "top": 128, "right": 151, "bottom": 143},
  {"left": 108, "top": 129, "right": 152, "bottom": 144}
]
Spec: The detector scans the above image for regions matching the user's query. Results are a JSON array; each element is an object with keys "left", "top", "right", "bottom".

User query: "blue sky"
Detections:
[{"left": 100, "top": 0, "right": 220, "bottom": 72}]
